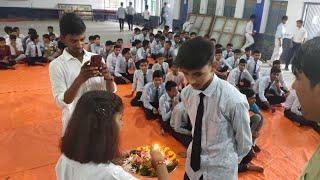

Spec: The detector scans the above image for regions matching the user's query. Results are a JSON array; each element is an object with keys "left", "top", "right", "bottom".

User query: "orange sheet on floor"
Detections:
[{"left": 0, "top": 65, "right": 319, "bottom": 180}]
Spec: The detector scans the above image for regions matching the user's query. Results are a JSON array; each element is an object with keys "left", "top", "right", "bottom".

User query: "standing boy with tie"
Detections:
[
  {"left": 176, "top": 37, "right": 252, "bottom": 180},
  {"left": 141, "top": 70, "right": 166, "bottom": 120}
]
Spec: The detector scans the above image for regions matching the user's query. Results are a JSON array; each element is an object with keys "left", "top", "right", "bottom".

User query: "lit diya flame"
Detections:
[{"left": 153, "top": 144, "right": 160, "bottom": 150}]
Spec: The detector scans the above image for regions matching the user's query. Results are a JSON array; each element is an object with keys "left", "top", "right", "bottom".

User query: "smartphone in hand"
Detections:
[{"left": 90, "top": 55, "right": 102, "bottom": 68}]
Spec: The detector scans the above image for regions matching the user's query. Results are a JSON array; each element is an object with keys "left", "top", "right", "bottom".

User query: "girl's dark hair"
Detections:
[
  {"left": 59, "top": 13, "right": 86, "bottom": 36},
  {"left": 61, "top": 90, "right": 123, "bottom": 164}
]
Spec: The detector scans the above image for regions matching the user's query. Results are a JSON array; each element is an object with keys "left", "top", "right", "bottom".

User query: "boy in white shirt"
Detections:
[
  {"left": 284, "top": 90, "right": 319, "bottom": 132},
  {"left": 151, "top": 34, "right": 162, "bottom": 59},
  {"left": 8, "top": 35, "right": 26, "bottom": 62},
  {"left": 130, "top": 40, "right": 141, "bottom": 63},
  {"left": 241, "top": 15, "right": 256, "bottom": 51},
  {"left": 143, "top": 5, "right": 151, "bottom": 28},
  {"left": 101, "top": 40, "right": 114, "bottom": 60},
  {"left": 114, "top": 48, "right": 135, "bottom": 84},
  {"left": 127, "top": 59, "right": 153, "bottom": 107},
  {"left": 136, "top": 27, "right": 150, "bottom": 42},
  {"left": 222, "top": 43, "right": 234, "bottom": 59},
  {"left": 135, "top": 40, "right": 150, "bottom": 68},
  {"left": 247, "top": 50, "right": 262, "bottom": 80},
  {"left": 160, "top": 41, "right": 175, "bottom": 67},
  {"left": 49, "top": 13, "right": 115, "bottom": 132},
  {"left": 152, "top": 55, "right": 169, "bottom": 76},
  {"left": 158, "top": 81, "right": 179, "bottom": 133},
  {"left": 165, "top": 63, "right": 186, "bottom": 90},
  {"left": 226, "top": 49, "right": 241, "bottom": 69},
  {"left": 13, "top": 27, "right": 25, "bottom": 40},
  {"left": 227, "top": 59, "right": 255, "bottom": 89},
  {"left": 26, "top": 34, "right": 46, "bottom": 65},
  {"left": 214, "top": 49, "right": 231, "bottom": 80},
  {"left": 240, "top": 47, "right": 253, "bottom": 62},
  {"left": 141, "top": 70, "right": 166, "bottom": 120},
  {"left": 106, "top": 45, "right": 122, "bottom": 75},
  {"left": 175, "top": 37, "right": 252, "bottom": 180},
  {"left": 90, "top": 35, "right": 105, "bottom": 55},
  {"left": 263, "top": 60, "right": 289, "bottom": 93}
]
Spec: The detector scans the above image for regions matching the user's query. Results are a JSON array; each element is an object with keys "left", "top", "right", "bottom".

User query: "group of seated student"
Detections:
[{"left": 1, "top": 25, "right": 64, "bottom": 69}]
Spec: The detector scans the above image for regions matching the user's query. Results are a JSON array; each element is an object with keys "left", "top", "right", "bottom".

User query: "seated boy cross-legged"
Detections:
[
  {"left": 227, "top": 58, "right": 255, "bottom": 90},
  {"left": 114, "top": 48, "right": 135, "bottom": 84},
  {"left": 141, "top": 70, "right": 166, "bottom": 120}
]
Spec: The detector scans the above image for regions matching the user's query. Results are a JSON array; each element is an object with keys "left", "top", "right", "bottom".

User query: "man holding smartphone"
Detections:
[{"left": 49, "top": 13, "right": 116, "bottom": 133}]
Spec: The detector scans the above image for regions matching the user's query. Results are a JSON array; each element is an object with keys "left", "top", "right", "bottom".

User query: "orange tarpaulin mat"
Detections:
[{"left": 0, "top": 64, "right": 319, "bottom": 180}]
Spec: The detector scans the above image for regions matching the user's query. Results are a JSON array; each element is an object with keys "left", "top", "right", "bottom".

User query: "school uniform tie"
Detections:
[
  {"left": 35, "top": 43, "right": 39, "bottom": 57},
  {"left": 233, "top": 60, "right": 236, "bottom": 69},
  {"left": 154, "top": 87, "right": 160, "bottom": 106},
  {"left": 191, "top": 93, "right": 205, "bottom": 172},
  {"left": 253, "top": 60, "right": 258, "bottom": 76},
  {"left": 161, "top": 64, "right": 165, "bottom": 75},
  {"left": 238, "top": 70, "right": 243, "bottom": 86},
  {"left": 143, "top": 73, "right": 147, "bottom": 85}
]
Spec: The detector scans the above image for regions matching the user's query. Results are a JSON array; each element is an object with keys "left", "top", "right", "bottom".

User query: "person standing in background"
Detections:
[
  {"left": 126, "top": 2, "right": 135, "bottom": 31},
  {"left": 269, "top": 16, "right": 288, "bottom": 65},
  {"left": 241, "top": 15, "right": 256, "bottom": 52},
  {"left": 143, "top": 5, "right": 151, "bottom": 28},
  {"left": 159, "top": 2, "right": 169, "bottom": 28},
  {"left": 285, "top": 20, "right": 307, "bottom": 71},
  {"left": 117, "top": 2, "right": 126, "bottom": 32}
]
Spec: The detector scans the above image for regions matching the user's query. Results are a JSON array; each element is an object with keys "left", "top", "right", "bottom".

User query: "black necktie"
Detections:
[
  {"left": 225, "top": 53, "right": 229, "bottom": 59},
  {"left": 35, "top": 43, "right": 39, "bottom": 57},
  {"left": 143, "top": 73, "right": 147, "bottom": 85},
  {"left": 161, "top": 64, "right": 165, "bottom": 75},
  {"left": 253, "top": 60, "right": 258, "bottom": 75},
  {"left": 154, "top": 87, "right": 159, "bottom": 106},
  {"left": 238, "top": 70, "right": 243, "bottom": 86},
  {"left": 233, "top": 60, "right": 236, "bottom": 69},
  {"left": 191, "top": 93, "right": 205, "bottom": 172}
]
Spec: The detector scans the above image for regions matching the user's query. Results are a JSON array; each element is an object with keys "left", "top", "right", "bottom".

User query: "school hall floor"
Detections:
[{"left": 0, "top": 21, "right": 319, "bottom": 180}]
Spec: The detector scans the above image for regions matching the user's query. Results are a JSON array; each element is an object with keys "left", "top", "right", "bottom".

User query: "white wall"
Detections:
[
  {"left": 234, "top": 0, "right": 245, "bottom": 18},
  {"left": 216, "top": 0, "right": 225, "bottom": 16},
  {"left": 0, "top": 0, "right": 105, "bottom": 9},
  {"left": 199, "top": 0, "right": 208, "bottom": 14}
]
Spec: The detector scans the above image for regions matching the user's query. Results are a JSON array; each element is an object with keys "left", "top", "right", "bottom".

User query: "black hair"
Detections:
[
  {"left": 13, "top": 27, "right": 19, "bottom": 31},
  {"left": 165, "top": 81, "right": 177, "bottom": 91},
  {"left": 250, "top": 14, "right": 256, "bottom": 19},
  {"left": 210, "top": 38, "right": 216, "bottom": 42},
  {"left": 49, "top": 32, "right": 56, "bottom": 37},
  {"left": 227, "top": 43, "right": 233, "bottom": 47},
  {"left": 89, "top": 36, "right": 95, "bottom": 41},
  {"left": 159, "top": 35, "right": 166, "bottom": 41},
  {"left": 134, "top": 39, "right": 142, "bottom": 45},
  {"left": 215, "top": 43, "right": 223, "bottom": 49},
  {"left": 149, "top": 33, "right": 154, "bottom": 37},
  {"left": 239, "top": 59, "right": 246, "bottom": 64},
  {"left": 94, "top": 35, "right": 100, "bottom": 39},
  {"left": 59, "top": 13, "right": 86, "bottom": 36},
  {"left": 61, "top": 90, "right": 123, "bottom": 164},
  {"left": 253, "top": 50, "right": 261, "bottom": 54},
  {"left": 215, "top": 48, "right": 223, "bottom": 54},
  {"left": 9, "top": 34, "right": 17, "bottom": 40},
  {"left": 273, "top": 60, "right": 281, "bottom": 65},
  {"left": 234, "top": 49, "right": 241, "bottom": 54},
  {"left": 292, "top": 37, "right": 320, "bottom": 87},
  {"left": 176, "top": 37, "right": 214, "bottom": 69},
  {"left": 168, "top": 31, "right": 173, "bottom": 34},
  {"left": 43, "top": 34, "right": 50, "bottom": 39},
  {"left": 153, "top": 70, "right": 164, "bottom": 79},
  {"left": 154, "top": 34, "right": 160, "bottom": 39},
  {"left": 105, "top": 40, "right": 114, "bottom": 46},
  {"left": 0, "top": 37, "right": 5, "bottom": 42},
  {"left": 142, "top": 40, "right": 150, "bottom": 47},
  {"left": 28, "top": 28, "right": 37, "bottom": 35},
  {"left": 114, "top": 45, "right": 121, "bottom": 49},
  {"left": 204, "top": 34, "right": 210, "bottom": 38},
  {"left": 174, "top": 34, "right": 180, "bottom": 38},
  {"left": 296, "top": 20, "right": 303, "bottom": 24},
  {"left": 157, "top": 31, "right": 163, "bottom": 35},
  {"left": 131, "top": 41, "right": 136, "bottom": 46},
  {"left": 117, "top": 38, "right": 123, "bottom": 42},
  {"left": 120, "top": 2, "right": 123, "bottom": 6},
  {"left": 30, "top": 34, "right": 39, "bottom": 41},
  {"left": 270, "top": 66, "right": 281, "bottom": 74},
  {"left": 165, "top": 41, "right": 172, "bottom": 45},
  {"left": 240, "top": 88, "right": 255, "bottom": 98},
  {"left": 4, "top": 26, "right": 13, "bottom": 34},
  {"left": 245, "top": 47, "right": 251, "bottom": 52},
  {"left": 48, "top": 26, "right": 53, "bottom": 30},
  {"left": 122, "top": 48, "right": 130, "bottom": 55},
  {"left": 142, "top": 27, "right": 149, "bottom": 31},
  {"left": 164, "top": 25, "right": 170, "bottom": 30},
  {"left": 190, "top": 32, "right": 197, "bottom": 36},
  {"left": 139, "top": 59, "right": 148, "bottom": 65},
  {"left": 282, "top": 15, "right": 288, "bottom": 21},
  {"left": 134, "top": 27, "right": 140, "bottom": 32},
  {"left": 58, "top": 40, "right": 66, "bottom": 50}
]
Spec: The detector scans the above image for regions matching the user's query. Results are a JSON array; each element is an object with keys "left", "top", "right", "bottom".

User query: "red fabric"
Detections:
[{"left": 0, "top": 64, "right": 319, "bottom": 180}]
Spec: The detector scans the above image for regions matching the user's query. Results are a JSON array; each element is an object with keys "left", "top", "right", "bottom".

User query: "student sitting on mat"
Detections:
[
  {"left": 152, "top": 54, "right": 169, "bottom": 77},
  {"left": 106, "top": 45, "right": 122, "bottom": 75},
  {"left": 135, "top": 40, "right": 150, "bottom": 68},
  {"left": 225, "top": 49, "right": 241, "bottom": 69},
  {"left": 165, "top": 63, "right": 186, "bottom": 91},
  {"left": 141, "top": 70, "right": 165, "bottom": 120},
  {"left": 222, "top": 43, "right": 234, "bottom": 59},
  {"left": 159, "top": 40, "right": 175, "bottom": 67},
  {"left": 127, "top": 59, "right": 153, "bottom": 107},
  {"left": 151, "top": 34, "right": 163, "bottom": 59},
  {"left": 56, "top": 90, "right": 169, "bottom": 180},
  {"left": 102, "top": 40, "right": 114, "bottom": 60},
  {"left": 263, "top": 60, "right": 289, "bottom": 94},
  {"left": 114, "top": 48, "right": 135, "bottom": 84},
  {"left": 284, "top": 89, "right": 320, "bottom": 133},
  {"left": 158, "top": 81, "right": 179, "bottom": 134},
  {"left": 26, "top": 34, "right": 46, "bottom": 65},
  {"left": 247, "top": 50, "right": 263, "bottom": 80},
  {"left": 255, "top": 67, "right": 287, "bottom": 111},
  {"left": 240, "top": 47, "right": 253, "bottom": 62},
  {"left": 227, "top": 58, "right": 255, "bottom": 90},
  {"left": 0, "top": 37, "right": 16, "bottom": 70},
  {"left": 214, "top": 48, "right": 231, "bottom": 80}
]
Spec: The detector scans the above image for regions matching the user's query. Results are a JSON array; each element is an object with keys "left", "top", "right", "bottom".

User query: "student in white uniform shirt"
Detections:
[
  {"left": 117, "top": 2, "right": 126, "bottom": 32},
  {"left": 136, "top": 27, "right": 150, "bottom": 42},
  {"left": 90, "top": 35, "right": 105, "bottom": 55},
  {"left": 247, "top": 50, "right": 262, "bottom": 80},
  {"left": 227, "top": 59, "right": 255, "bottom": 89},
  {"left": 136, "top": 40, "right": 150, "bottom": 68},
  {"left": 25, "top": 34, "right": 46, "bottom": 65},
  {"left": 175, "top": 37, "right": 252, "bottom": 180},
  {"left": 226, "top": 49, "right": 241, "bottom": 69},
  {"left": 56, "top": 91, "right": 169, "bottom": 180},
  {"left": 114, "top": 48, "right": 135, "bottom": 84},
  {"left": 286, "top": 20, "right": 308, "bottom": 70},
  {"left": 127, "top": 59, "right": 153, "bottom": 107},
  {"left": 7, "top": 35, "right": 26, "bottom": 62},
  {"left": 151, "top": 34, "right": 163, "bottom": 59},
  {"left": 240, "top": 47, "right": 253, "bottom": 62},
  {"left": 166, "top": 63, "right": 186, "bottom": 90},
  {"left": 263, "top": 60, "right": 289, "bottom": 92},
  {"left": 158, "top": 81, "right": 180, "bottom": 133},
  {"left": 126, "top": 2, "right": 135, "bottom": 31},
  {"left": 152, "top": 55, "right": 169, "bottom": 76},
  {"left": 106, "top": 45, "right": 122, "bottom": 75},
  {"left": 222, "top": 43, "right": 234, "bottom": 59},
  {"left": 254, "top": 67, "right": 286, "bottom": 111},
  {"left": 241, "top": 15, "right": 256, "bottom": 51},
  {"left": 284, "top": 89, "right": 320, "bottom": 132},
  {"left": 49, "top": 13, "right": 116, "bottom": 133},
  {"left": 143, "top": 5, "right": 151, "bottom": 28},
  {"left": 160, "top": 41, "right": 175, "bottom": 67},
  {"left": 214, "top": 48, "right": 232, "bottom": 80},
  {"left": 141, "top": 70, "right": 166, "bottom": 120},
  {"left": 270, "top": 15, "right": 288, "bottom": 64},
  {"left": 13, "top": 27, "right": 25, "bottom": 40}
]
